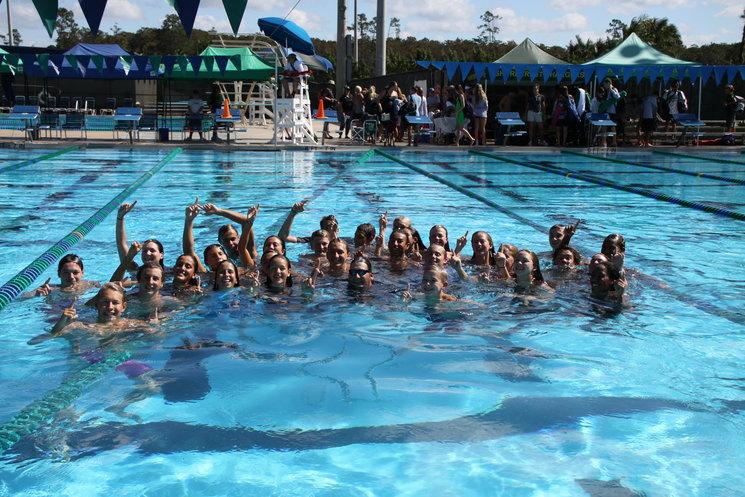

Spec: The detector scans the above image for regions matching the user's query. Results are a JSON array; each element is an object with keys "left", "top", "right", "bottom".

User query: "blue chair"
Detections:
[
  {"left": 39, "top": 113, "right": 64, "bottom": 138},
  {"left": 62, "top": 113, "right": 86, "bottom": 139},
  {"left": 495, "top": 112, "right": 526, "bottom": 145},
  {"left": 113, "top": 107, "right": 143, "bottom": 141},
  {"left": 2, "top": 105, "right": 41, "bottom": 140}
]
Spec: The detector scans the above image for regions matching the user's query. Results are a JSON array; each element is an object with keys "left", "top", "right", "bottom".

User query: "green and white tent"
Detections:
[
  {"left": 494, "top": 38, "right": 567, "bottom": 65},
  {"left": 582, "top": 33, "right": 694, "bottom": 66},
  {"left": 168, "top": 46, "right": 274, "bottom": 80}
]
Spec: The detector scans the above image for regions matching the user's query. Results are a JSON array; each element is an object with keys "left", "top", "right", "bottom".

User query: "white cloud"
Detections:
[
  {"left": 193, "top": 14, "right": 232, "bottom": 33},
  {"left": 550, "top": 0, "right": 600, "bottom": 9},
  {"left": 287, "top": 8, "right": 333, "bottom": 39},
  {"left": 106, "top": 0, "right": 144, "bottom": 21},
  {"left": 606, "top": 0, "right": 688, "bottom": 15},
  {"left": 715, "top": 4, "right": 742, "bottom": 17},
  {"left": 388, "top": 0, "right": 477, "bottom": 39},
  {"left": 493, "top": 7, "right": 588, "bottom": 36}
]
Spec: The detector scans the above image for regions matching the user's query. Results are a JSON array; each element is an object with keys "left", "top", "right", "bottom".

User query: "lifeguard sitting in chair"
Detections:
[{"left": 282, "top": 53, "right": 312, "bottom": 97}]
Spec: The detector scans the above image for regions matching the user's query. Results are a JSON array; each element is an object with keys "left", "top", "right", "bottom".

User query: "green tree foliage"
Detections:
[
  {"left": 0, "top": 29, "right": 23, "bottom": 45},
  {"left": 389, "top": 18, "right": 401, "bottom": 39},
  {"left": 14, "top": 8, "right": 736, "bottom": 76},
  {"left": 477, "top": 11, "right": 501, "bottom": 44}
]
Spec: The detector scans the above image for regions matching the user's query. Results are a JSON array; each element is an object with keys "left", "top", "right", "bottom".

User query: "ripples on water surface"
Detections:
[{"left": 0, "top": 149, "right": 742, "bottom": 497}]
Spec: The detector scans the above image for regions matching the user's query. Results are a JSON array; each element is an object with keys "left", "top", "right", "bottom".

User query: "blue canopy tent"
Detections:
[
  {"left": 258, "top": 17, "right": 315, "bottom": 55},
  {"left": 18, "top": 43, "right": 156, "bottom": 79}
]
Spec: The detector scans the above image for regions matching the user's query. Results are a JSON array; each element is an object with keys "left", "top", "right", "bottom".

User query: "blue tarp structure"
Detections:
[{"left": 20, "top": 43, "right": 156, "bottom": 79}]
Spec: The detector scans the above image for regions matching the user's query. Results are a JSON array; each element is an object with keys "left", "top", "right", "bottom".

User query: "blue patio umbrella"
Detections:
[{"left": 258, "top": 17, "right": 315, "bottom": 55}]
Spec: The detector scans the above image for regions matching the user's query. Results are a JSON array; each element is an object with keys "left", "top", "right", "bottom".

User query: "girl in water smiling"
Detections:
[
  {"left": 116, "top": 202, "right": 166, "bottom": 272},
  {"left": 31, "top": 254, "right": 99, "bottom": 298},
  {"left": 514, "top": 250, "right": 552, "bottom": 293}
]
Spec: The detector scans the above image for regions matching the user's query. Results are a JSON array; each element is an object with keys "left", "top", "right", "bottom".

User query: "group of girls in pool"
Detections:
[{"left": 32, "top": 199, "right": 628, "bottom": 337}]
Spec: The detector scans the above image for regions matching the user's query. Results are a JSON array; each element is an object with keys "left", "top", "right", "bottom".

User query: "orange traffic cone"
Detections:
[
  {"left": 221, "top": 98, "right": 231, "bottom": 119},
  {"left": 315, "top": 98, "right": 326, "bottom": 119}
]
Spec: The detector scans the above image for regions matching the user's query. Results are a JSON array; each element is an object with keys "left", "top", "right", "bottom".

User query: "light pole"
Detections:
[
  {"left": 336, "top": 0, "right": 347, "bottom": 96},
  {"left": 6, "top": 0, "right": 13, "bottom": 46},
  {"left": 353, "top": 0, "right": 358, "bottom": 64},
  {"left": 374, "top": 0, "right": 385, "bottom": 76}
]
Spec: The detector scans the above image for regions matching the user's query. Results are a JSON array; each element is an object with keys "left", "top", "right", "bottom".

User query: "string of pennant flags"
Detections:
[
  {"left": 417, "top": 61, "right": 745, "bottom": 85},
  {"left": 27, "top": 0, "right": 249, "bottom": 38},
  {"left": 0, "top": 52, "right": 247, "bottom": 78}
]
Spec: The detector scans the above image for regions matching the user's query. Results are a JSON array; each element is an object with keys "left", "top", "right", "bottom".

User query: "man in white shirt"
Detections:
[
  {"left": 664, "top": 80, "right": 687, "bottom": 131},
  {"left": 282, "top": 53, "right": 308, "bottom": 97},
  {"left": 186, "top": 90, "right": 204, "bottom": 141}
]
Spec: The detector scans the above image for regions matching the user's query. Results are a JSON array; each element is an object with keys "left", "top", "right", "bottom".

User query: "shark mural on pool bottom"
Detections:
[{"left": 7, "top": 395, "right": 716, "bottom": 463}]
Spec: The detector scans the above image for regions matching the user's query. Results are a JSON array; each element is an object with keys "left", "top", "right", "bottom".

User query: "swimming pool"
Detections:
[{"left": 0, "top": 147, "right": 743, "bottom": 496}]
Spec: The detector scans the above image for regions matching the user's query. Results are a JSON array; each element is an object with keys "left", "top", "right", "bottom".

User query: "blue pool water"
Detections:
[{"left": 0, "top": 147, "right": 743, "bottom": 496}]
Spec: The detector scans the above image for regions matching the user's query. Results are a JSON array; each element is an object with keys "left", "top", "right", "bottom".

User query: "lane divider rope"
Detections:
[
  {"left": 0, "top": 350, "right": 131, "bottom": 452},
  {"left": 652, "top": 149, "right": 745, "bottom": 166},
  {"left": 563, "top": 150, "right": 745, "bottom": 186},
  {"left": 0, "top": 148, "right": 183, "bottom": 313},
  {"left": 0, "top": 146, "right": 80, "bottom": 173},
  {"left": 374, "top": 149, "right": 548, "bottom": 232},
  {"left": 474, "top": 150, "right": 745, "bottom": 222},
  {"left": 0, "top": 149, "right": 362, "bottom": 454}
]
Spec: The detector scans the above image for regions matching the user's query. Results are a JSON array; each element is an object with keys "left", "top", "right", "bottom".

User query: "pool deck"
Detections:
[{"left": 2, "top": 123, "right": 744, "bottom": 153}]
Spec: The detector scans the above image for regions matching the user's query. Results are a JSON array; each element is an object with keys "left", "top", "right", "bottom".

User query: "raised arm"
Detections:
[
  {"left": 278, "top": 200, "right": 307, "bottom": 243},
  {"left": 111, "top": 242, "right": 141, "bottom": 283},
  {"left": 238, "top": 205, "right": 259, "bottom": 268},
  {"left": 116, "top": 202, "right": 138, "bottom": 271},
  {"left": 203, "top": 203, "right": 258, "bottom": 260},
  {"left": 449, "top": 253, "right": 470, "bottom": 281},
  {"left": 453, "top": 230, "right": 468, "bottom": 256},
  {"left": 182, "top": 198, "right": 207, "bottom": 274},
  {"left": 374, "top": 211, "right": 388, "bottom": 257}
]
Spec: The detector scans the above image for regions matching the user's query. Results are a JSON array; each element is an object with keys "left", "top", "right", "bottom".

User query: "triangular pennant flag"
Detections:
[
  {"left": 162, "top": 55, "right": 178, "bottom": 76},
  {"left": 444, "top": 62, "right": 459, "bottom": 80},
  {"left": 483, "top": 64, "right": 497, "bottom": 82},
  {"left": 148, "top": 56, "right": 162, "bottom": 74},
  {"left": 215, "top": 55, "right": 230, "bottom": 75},
  {"left": 713, "top": 66, "right": 726, "bottom": 85},
  {"left": 78, "top": 0, "right": 107, "bottom": 36},
  {"left": 172, "top": 0, "right": 201, "bottom": 37},
  {"left": 133, "top": 55, "right": 148, "bottom": 74},
  {"left": 725, "top": 66, "right": 738, "bottom": 84},
  {"left": 122, "top": 55, "right": 133, "bottom": 75},
  {"left": 48, "top": 53, "right": 64, "bottom": 73},
  {"left": 203, "top": 56, "right": 215, "bottom": 73},
  {"left": 187, "top": 55, "right": 203, "bottom": 75},
  {"left": 472, "top": 62, "right": 487, "bottom": 81},
  {"left": 91, "top": 55, "right": 104, "bottom": 73},
  {"left": 431, "top": 61, "right": 445, "bottom": 71},
  {"left": 459, "top": 62, "right": 474, "bottom": 79},
  {"left": 222, "top": 0, "right": 247, "bottom": 35},
  {"left": 103, "top": 56, "right": 118, "bottom": 71},
  {"left": 739, "top": 67, "right": 745, "bottom": 81},
  {"left": 64, "top": 54, "right": 77, "bottom": 72},
  {"left": 527, "top": 65, "right": 539, "bottom": 81},
  {"left": 511, "top": 64, "right": 525, "bottom": 80},
  {"left": 568, "top": 65, "right": 581, "bottom": 83},
  {"left": 20, "top": 54, "right": 38, "bottom": 72},
  {"left": 32, "top": 0, "right": 58, "bottom": 37},
  {"left": 76, "top": 54, "right": 91, "bottom": 75},
  {"left": 660, "top": 66, "right": 674, "bottom": 85},
  {"left": 178, "top": 56, "right": 189, "bottom": 73}
]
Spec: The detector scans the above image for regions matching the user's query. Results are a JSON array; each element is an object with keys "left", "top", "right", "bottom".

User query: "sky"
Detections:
[{"left": 2, "top": 0, "right": 742, "bottom": 49}]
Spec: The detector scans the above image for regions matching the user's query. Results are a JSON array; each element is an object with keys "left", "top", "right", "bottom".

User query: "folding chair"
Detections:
[{"left": 84, "top": 97, "right": 96, "bottom": 115}]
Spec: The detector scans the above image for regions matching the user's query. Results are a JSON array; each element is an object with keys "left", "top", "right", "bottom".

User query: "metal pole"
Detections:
[
  {"left": 336, "top": 0, "right": 347, "bottom": 97},
  {"left": 6, "top": 0, "right": 13, "bottom": 46},
  {"left": 697, "top": 75, "right": 702, "bottom": 120},
  {"left": 353, "top": 0, "right": 358, "bottom": 64},
  {"left": 374, "top": 0, "right": 385, "bottom": 76}
]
